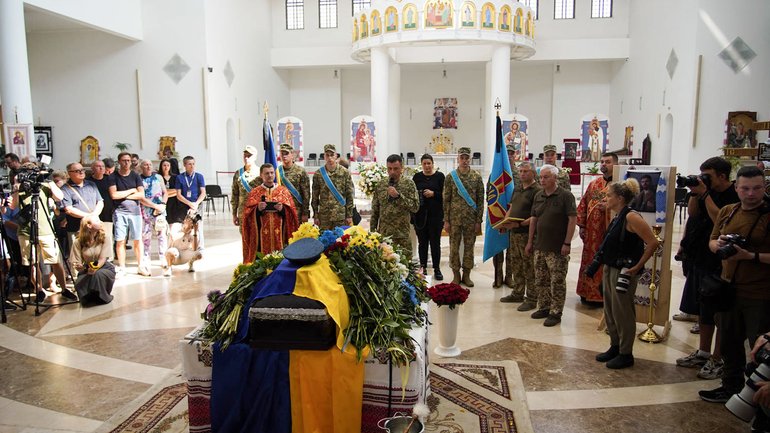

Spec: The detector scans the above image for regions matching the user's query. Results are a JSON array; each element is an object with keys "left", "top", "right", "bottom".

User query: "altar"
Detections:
[{"left": 431, "top": 153, "right": 460, "bottom": 173}]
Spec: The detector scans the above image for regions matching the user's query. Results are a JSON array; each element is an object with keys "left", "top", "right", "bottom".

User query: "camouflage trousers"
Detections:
[
  {"left": 318, "top": 219, "right": 345, "bottom": 232},
  {"left": 508, "top": 233, "right": 535, "bottom": 302},
  {"left": 388, "top": 234, "right": 412, "bottom": 255},
  {"left": 492, "top": 247, "right": 513, "bottom": 280},
  {"left": 533, "top": 250, "right": 570, "bottom": 315},
  {"left": 449, "top": 223, "right": 476, "bottom": 271}
]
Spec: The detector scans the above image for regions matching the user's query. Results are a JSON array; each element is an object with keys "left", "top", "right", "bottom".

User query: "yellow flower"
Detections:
[{"left": 289, "top": 222, "right": 320, "bottom": 244}]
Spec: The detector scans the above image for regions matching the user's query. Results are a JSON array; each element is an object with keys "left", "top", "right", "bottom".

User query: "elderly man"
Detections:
[
  {"left": 231, "top": 145, "right": 262, "bottom": 229},
  {"left": 371, "top": 154, "right": 420, "bottom": 252},
  {"left": 443, "top": 147, "right": 484, "bottom": 286},
  {"left": 312, "top": 144, "right": 354, "bottom": 230},
  {"left": 61, "top": 162, "right": 104, "bottom": 255},
  {"left": 499, "top": 161, "right": 540, "bottom": 308},
  {"left": 542, "top": 144, "right": 572, "bottom": 191},
  {"left": 242, "top": 164, "right": 299, "bottom": 262},
  {"left": 576, "top": 152, "right": 617, "bottom": 306},
  {"left": 526, "top": 164, "right": 577, "bottom": 327},
  {"left": 492, "top": 144, "right": 521, "bottom": 288},
  {"left": 277, "top": 143, "right": 310, "bottom": 223}
]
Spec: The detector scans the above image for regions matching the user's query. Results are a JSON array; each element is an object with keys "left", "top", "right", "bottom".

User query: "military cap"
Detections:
[
  {"left": 243, "top": 145, "right": 258, "bottom": 156},
  {"left": 323, "top": 144, "right": 337, "bottom": 154},
  {"left": 458, "top": 147, "right": 471, "bottom": 155},
  {"left": 543, "top": 144, "right": 557, "bottom": 154},
  {"left": 506, "top": 144, "right": 516, "bottom": 153},
  {"left": 279, "top": 143, "right": 293, "bottom": 153}
]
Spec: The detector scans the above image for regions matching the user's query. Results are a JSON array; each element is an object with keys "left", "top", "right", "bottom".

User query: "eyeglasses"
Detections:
[
  {"left": 119, "top": 159, "right": 131, "bottom": 163},
  {"left": 68, "top": 169, "right": 85, "bottom": 174}
]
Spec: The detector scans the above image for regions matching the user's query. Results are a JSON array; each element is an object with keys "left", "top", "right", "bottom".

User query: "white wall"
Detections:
[
  {"left": 25, "top": 0, "right": 143, "bottom": 40},
  {"left": 288, "top": 68, "right": 342, "bottom": 157},
  {"left": 340, "top": 67, "right": 371, "bottom": 157},
  {"left": 509, "top": 62, "right": 553, "bottom": 155}
]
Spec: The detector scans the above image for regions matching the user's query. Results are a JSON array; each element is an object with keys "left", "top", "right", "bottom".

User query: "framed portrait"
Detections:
[
  {"left": 4, "top": 124, "right": 34, "bottom": 158},
  {"left": 626, "top": 170, "right": 661, "bottom": 213},
  {"left": 34, "top": 126, "right": 53, "bottom": 158},
  {"left": 725, "top": 111, "right": 757, "bottom": 148}
]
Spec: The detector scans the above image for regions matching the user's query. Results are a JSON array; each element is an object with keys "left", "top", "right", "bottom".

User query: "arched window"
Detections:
[
  {"left": 320, "top": 0, "right": 338, "bottom": 28},
  {"left": 286, "top": 0, "right": 304, "bottom": 30},
  {"left": 591, "top": 0, "right": 612, "bottom": 18}
]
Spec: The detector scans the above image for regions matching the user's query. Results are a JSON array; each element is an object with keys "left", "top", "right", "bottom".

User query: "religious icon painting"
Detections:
[
  {"left": 502, "top": 115, "right": 529, "bottom": 161},
  {"left": 80, "top": 135, "right": 100, "bottom": 165},
  {"left": 353, "top": 18, "right": 359, "bottom": 42},
  {"left": 433, "top": 98, "right": 458, "bottom": 130},
  {"left": 360, "top": 14, "right": 369, "bottom": 38},
  {"left": 725, "top": 111, "right": 757, "bottom": 148},
  {"left": 385, "top": 6, "right": 398, "bottom": 33},
  {"left": 402, "top": 4, "right": 418, "bottom": 30},
  {"left": 424, "top": 0, "right": 454, "bottom": 28},
  {"left": 34, "top": 126, "right": 53, "bottom": 159},
  {"left": 481, "top": 3, "right": 495, "bottom": 29},
  {"left": 514, "top": 8, "right": 523, "bottom": 34},
  {"left": 460, "top": 2, "right": 475, "bottom": 28},
  {"left": 525, "top": 11, "right": 533, "bottom": 36},
  {"left": 350, "top": 115, "right": 376, "bottom": 163},
  {"left": 158, "top": 136, "right": 177, "bottom": 160},
  {"left": 5, "top": 124, "right": 34, "bottom": 158},
  {"left": 371, "top": 10, "right": 382, "bottom": 36},
  {"left": 499, "top": 5, "right": 511, "bottom": 31},
  {"left": 580, "top": 114, "right": 609, "bottom": 162},
  {"left": 277, "top": 116, "right": 304, "bottom": 162}
]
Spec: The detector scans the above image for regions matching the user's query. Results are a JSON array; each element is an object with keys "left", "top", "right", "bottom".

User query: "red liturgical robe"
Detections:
[{"left": 242, "top": 184, "right": 299, "bottom": 263}]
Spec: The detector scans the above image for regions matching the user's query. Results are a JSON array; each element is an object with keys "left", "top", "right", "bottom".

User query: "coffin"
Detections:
[{"left": 248, "top": 294, "right": 336, "bottom": 351}]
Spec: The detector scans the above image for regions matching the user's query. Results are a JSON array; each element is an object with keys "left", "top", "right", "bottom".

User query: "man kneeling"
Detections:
[{"left": 164, "top": 212, "right": 202, "bottom": 276}]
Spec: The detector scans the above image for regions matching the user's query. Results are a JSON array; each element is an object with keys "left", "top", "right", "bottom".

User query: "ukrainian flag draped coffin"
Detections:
[
  {"left": 482, "top": 113, "right": 515, "bottom": 261},
  {"left": 211, "top": 255, "right": 363, "bottom": 433}
]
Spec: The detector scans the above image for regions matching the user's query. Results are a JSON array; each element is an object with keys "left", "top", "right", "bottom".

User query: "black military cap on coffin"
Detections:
[{"left": 283, "top": 238, "right": 324, "bottom": 265}]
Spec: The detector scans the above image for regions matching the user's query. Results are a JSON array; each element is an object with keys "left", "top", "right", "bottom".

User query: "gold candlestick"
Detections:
[{"left": 638, "top": 224, "right": 663, "bottom": 343}]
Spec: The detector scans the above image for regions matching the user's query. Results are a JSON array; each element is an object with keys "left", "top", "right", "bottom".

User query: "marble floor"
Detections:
[{"left": 0, "top": 207, "right": 751, "bottom": 433}]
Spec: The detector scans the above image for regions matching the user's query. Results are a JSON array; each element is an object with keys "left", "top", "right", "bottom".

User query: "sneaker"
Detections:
[
  {"left": 517, "top": 301, "right": 537, "bottom": 312},
  {"left": 162, "top": 267, "right": 172, "bottom": 277},
  {"left": 698, "top": 386, "right": 731, "bottom": 403},
  {"left": 543, "top": 314, "right": 562, "bottom": 327},
  {"left": 138, "top": 265, "right": 151, "bottom": 277},
  {"left": 690, "top": 323, "right": 700, "bottom": 334},
  {"left": 673, "top": 312, "right": 699, "bottom": 322},
  {"left": 697, "top": 357, "right": 724, "bottom": 380},
  {"left": 188, "top": 261, "right": 196, "bottom": 272},
  {"left": 60, "top": 288, "right": 78, "bottom": 301},
  {"left": 115, "top": 267, "right": 126, "bottom": 278},
  {"left": 676, "top": 350, "right": 710, "bottom": 368},
  {"left": 530, "top": 308, "right": 549, "bottom": 319},
  {"left": 500, "top": 293, "right": 524, "bottom": 303}
]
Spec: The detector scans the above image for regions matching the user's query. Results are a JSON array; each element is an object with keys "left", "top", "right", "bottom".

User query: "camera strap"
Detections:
[{"left": 65, "top": 184, "right": 92, "bottom": 213}]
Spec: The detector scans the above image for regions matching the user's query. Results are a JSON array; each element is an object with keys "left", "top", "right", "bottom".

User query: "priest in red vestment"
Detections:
[
  {"left": 242, "top": 164, "right": 300, "bottom": 263},
  {"left": 576, "top": 152, "right": 617, "bottom": 305}
]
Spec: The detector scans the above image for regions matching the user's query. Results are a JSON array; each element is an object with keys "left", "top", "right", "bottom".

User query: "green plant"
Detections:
[
  {"left": 114, "top": 142, "right": 132, "bottom": 152},
  {"left": 587, "top": 161, "right": 600, "bottom": 174}
]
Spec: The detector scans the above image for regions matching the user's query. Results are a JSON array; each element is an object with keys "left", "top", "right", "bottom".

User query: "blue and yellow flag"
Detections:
[
  {"left": 263, "top": 116, "right": 281, "bottom": 185},
  {"left": 482, "top": 114, "right": 514, "bottom": 261}
]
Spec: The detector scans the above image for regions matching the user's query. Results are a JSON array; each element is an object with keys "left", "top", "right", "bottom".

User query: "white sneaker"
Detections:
[
  {"left": 697, "top": 357, "right": 724, "bottom": 380},
  {"left": 188, "top": 261, "right": 195, "bottom": 273},
  {"left": 676, "top": 350, "right": 710, "bottom": 368},
  {"left": 115, "top": 267, "right": 126, "bottom": 278},
  {"left": 162, "top": 266, "right": 172, "bottom": 277},
  {"left": 138, "top": 265, "right": 151, "bottom": 277}
]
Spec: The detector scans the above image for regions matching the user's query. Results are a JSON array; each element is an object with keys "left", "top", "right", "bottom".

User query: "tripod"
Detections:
[
  {"left": 0, "top": 185, "right": 27, "bottom": 323},
  {"left": 19, "top": 185, "right": 78, "bottom": 316}
]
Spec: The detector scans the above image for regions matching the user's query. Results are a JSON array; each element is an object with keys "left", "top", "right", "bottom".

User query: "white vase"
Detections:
[{"left": 434, "top": 305, "right": 461, "bottom": 357}]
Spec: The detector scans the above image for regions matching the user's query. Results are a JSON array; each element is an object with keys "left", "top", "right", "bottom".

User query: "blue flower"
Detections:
[
  {"left": 319, "top": 230, "right": 340, "bottom": 249},
  {"left": 402, "top": 281, "right": 419, "bottom": 306}
]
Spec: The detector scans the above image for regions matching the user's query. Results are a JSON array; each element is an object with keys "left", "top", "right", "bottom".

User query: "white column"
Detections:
[
  {"left": 388, "top": 60, "right": 401, "bottom": 159},
  {"left": 0, "top": 0, "right": 35, "bottom": 155},
  {"left": 484, "top": 45, "right": 511, "bottom": 175},
  {"left": 370, "top": 47, "right": 390, "bottom": 163}
]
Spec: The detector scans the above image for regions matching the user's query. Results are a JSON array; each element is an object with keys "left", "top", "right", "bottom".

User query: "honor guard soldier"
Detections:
[
  {"left": 231, "top": 145, "right": 262, "bottom": 229},
  {"left": 277, "top": 143, "right": 311, "bottom": 223},
  {"left": 371, "top": 154, "right": 420, "bottom": 252},
  {"left": 312, "top": 144, "right": 354, "bottom": 230}
]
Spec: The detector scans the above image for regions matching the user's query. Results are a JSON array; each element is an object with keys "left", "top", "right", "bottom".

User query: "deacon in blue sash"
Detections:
[
  {"left": 231, "top": 145, "right": 262, "bottom": 231},
  {"left": 311, "top": 144, "right": 354, "bottom": 230},
  {"left": 278, "top": 143, "right": 310, "bottom": 222},
  {"left": 443, "top": 147, "right": 484, "bottom": 286}
]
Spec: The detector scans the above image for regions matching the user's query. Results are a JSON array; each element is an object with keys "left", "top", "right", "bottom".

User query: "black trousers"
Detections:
[
  {"left": 415, "top": 221, "right": 443, "bottom": 269},
  {"left": 720, "top": 296, "right": 770, "bottom": 393}
]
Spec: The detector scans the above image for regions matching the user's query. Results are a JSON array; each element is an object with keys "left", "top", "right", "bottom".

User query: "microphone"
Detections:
[{"left": 388, "top": 177, "right": 396, "bottom": 201}]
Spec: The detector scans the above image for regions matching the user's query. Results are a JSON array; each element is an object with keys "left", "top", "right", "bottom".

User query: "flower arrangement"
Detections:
[
  {"left": 426, "top": 283, "right": 470, "bottom": 310},
  {"left": 357, "top": 162, "right": 387, "bottom": 198}
]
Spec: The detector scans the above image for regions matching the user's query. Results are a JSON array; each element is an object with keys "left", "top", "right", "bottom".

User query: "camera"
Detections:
[
  {"left": 585, "top": 256, "right": 602, "bottom": 278},
  {"left": 186, "top": 210, "right": 203, "bottom": 224},
  {"left": 716, "top": 233, "right": 748, "bottom": 260},
  {"left": 725, "top": 345, "right": 770, "bottom": 422},
  {"left": 676, "top": 173, "right": 711, "bottom": 189},
  {"left": 16, "top": 166, "right": 52, "bottom": 193}
]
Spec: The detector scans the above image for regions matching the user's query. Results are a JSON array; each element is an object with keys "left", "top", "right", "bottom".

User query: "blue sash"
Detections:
[
  {"left": 278, "top": 166, "right": 302, "bottom": 204},
  {"left": 239, "top": 168, "right": 253, "bottom": 193},
  {"left": 320, "top": 166, "right": 345, "bottom": 206},
  {"left": 449, "top": 170, "right": 477, "bottom": 210}
]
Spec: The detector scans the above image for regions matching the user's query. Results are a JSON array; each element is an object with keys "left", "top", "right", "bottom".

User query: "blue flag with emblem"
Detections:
[
  {"left": 263, "top": 116, "right": 281, "bottom": 185},
  {"left": 482, "top": 113, "right": 514, "bottom": 261}
]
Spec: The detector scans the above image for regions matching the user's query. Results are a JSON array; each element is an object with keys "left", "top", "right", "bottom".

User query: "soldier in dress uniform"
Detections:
[
  {"left": 443, "top": 147, "right": 484, "bottom": 287},
  {"left": 277, "top": 143, "right": 311, "bottom": 223},
  {"left": 371, "top": 154, "right": 420, "bottom": 252},
  {"left": 492, "top": 144, "right": 522, "bottom": 288},
  {"left": 231, "top": 145, "right": 262, "bottom": 229},
  {"left": 541, "top": 144, "right": 572, "bottom": 191},
  {"left": 311, "top": 144, "right": 354, "bottom": 230}
]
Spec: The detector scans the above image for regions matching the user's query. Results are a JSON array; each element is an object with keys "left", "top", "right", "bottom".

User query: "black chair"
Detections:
[
  {"left": 406, "top": 152, "right": 416, "bottom": 165},
  {"left": 204, "top": 184, "right": 230, "bottom": 216},
  {"left": 527, "top": 153, "right": 534, "bottom": 160},
  {"left": 471, "top": 152, "right": 481, "bottom": 165},
  {"left": 674, "top": 187, "right": 688, "bottom": 224},
  {"left": 307, "top": 153, "right": 317, "bottom": 166}
]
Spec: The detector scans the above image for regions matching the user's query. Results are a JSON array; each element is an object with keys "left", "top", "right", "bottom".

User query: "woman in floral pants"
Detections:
[{"left": 139, "top": 160, "right": 168, "bottom": 276}]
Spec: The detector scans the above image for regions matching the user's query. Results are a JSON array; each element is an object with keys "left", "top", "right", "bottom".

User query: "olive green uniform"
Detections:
[
  {"left": 371, "top": 176, "right": 420, "bottom": 252},
  {"left": 231, "top": 167, "right": 261, "bottom": 222},
  {"left": 279, "top": 163, "right": 311, "bottom": 221},
  {"left": 443, "top": 168, "right": 484, "bottom": 272},
  {"left": 311, "top": 164, "right": 354, "bottom": 231}
]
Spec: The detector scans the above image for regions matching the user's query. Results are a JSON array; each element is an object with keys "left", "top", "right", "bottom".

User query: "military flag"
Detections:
[{"left": 482, "top": 114, "right": 515, "bottom": 261}]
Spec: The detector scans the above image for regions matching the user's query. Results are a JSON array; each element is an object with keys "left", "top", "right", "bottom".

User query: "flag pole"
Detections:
[{"left": 263, "top": 101, "right": 269, "bottom": 120}]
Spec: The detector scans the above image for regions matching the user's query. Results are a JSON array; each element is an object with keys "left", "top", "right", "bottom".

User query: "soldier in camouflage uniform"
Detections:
[
  {"left": 312, "top": 144, "right": 354, "bottom": 230},
  {"left": 370, "top": 154, "right": 420, "bottom": 252},
  {"left": 278, "top": 143, "right": 311, "bottom": 222},
  {"left": 525, "top": 164, "right": 577, "bottom": 327},
  {"left": 492, "top": 144, "right": 521, "bottom": 288},
  {"left": 542, "top": 144, "right": 572, "bottom": 191},
  {"left": 231, "top": 145, "right": 262, "bottom": 229},
  {"left": 443, "top": 147, "right": 484, "bottom": 287}
]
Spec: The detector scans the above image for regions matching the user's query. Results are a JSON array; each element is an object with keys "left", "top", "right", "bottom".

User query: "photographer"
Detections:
[
  {"left": 675, "top": 157, "right": 739, "bottom": 380},
  {"left": 11, "top": 163, "right": 76, "bottom": 301},
  {"left": 164, "top": 211, "right": 203, "bottom": 275},
  {"left": 699, "top": 166, "right": 770, "bottom": 404},
  {"left": 592, "top": 178, "right": 657, "bottom": 369}
]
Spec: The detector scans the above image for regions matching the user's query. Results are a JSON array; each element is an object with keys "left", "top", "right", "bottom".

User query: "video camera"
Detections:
[
  {"left": 726, "top": 344, "right": 770, "bottom": 422},
  {"left": 16, "top": 166, "right": 52, "bottom": 194},
  {"left": 676, "top": 173, "right": 711, "bottom": 189}
]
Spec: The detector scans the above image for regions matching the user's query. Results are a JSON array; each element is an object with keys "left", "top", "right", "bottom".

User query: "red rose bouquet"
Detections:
[{"left": 426, "top": 283, "right": 470, "bottom": 310}]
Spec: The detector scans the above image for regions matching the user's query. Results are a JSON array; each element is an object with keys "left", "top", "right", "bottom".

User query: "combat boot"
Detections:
[
  {"left": 461, "top": 268, "right": 474, "bottom": 287},
  {"left": 451, "top": 269, "right": 461, "bottom": 284},
  {"left": 493, "top": 266, "right": 503, "bottom": 288}
]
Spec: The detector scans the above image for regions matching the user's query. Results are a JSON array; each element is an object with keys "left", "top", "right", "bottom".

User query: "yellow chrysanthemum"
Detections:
[{"left": 289, "top": 222, "right": 320, "bottom": 244}]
